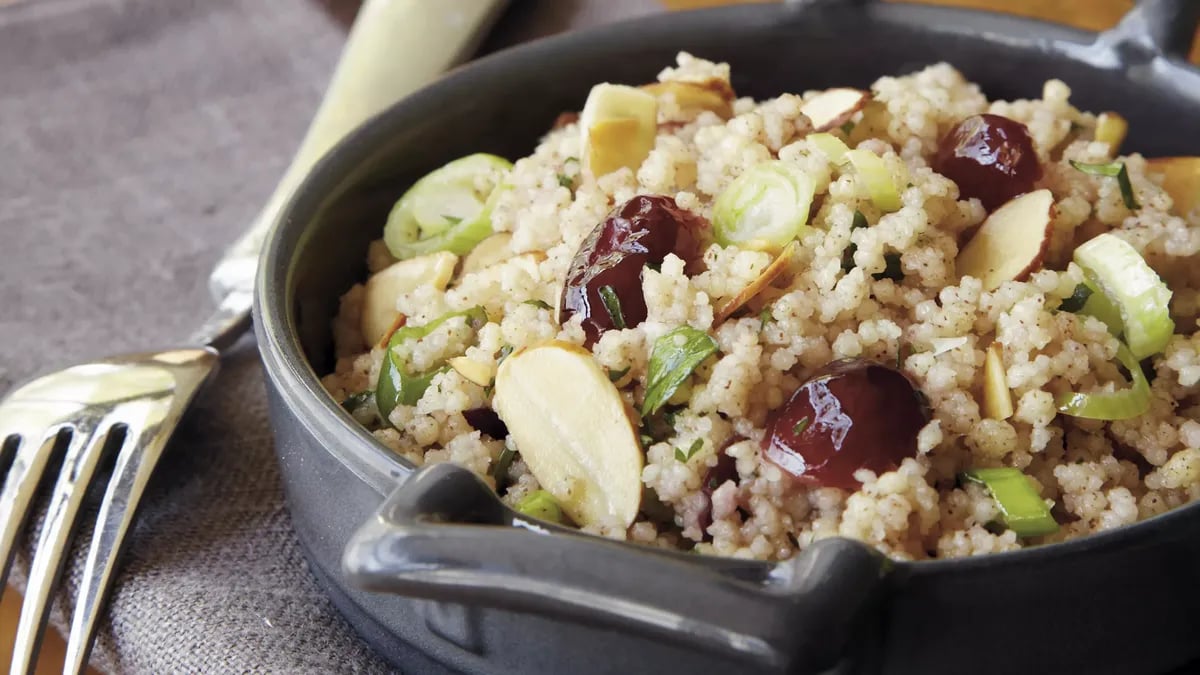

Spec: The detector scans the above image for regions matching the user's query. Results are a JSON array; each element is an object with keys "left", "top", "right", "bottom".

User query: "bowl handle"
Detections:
[
  {"left": 1097, "top": 0, "right": 1200, "bottom": 61},
  {"left": 343, "top": 463, "right": 891, "bottom": 672}
]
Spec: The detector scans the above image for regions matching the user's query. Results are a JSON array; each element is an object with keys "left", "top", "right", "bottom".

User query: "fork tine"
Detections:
[
  {"left": 8, "top": 414, "right": 117, "bottom": 675},
  {"left": 63, "top": 399, "right": 179, "bottom": 675},
  {"left": 0, "top": 414, "right": 75, "bottom": 592}
]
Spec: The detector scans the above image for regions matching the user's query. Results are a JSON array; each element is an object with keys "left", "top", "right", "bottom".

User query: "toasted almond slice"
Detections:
[
  {"left": 461, "top": 232, "right": 514, "bottom": 275},
  {"left": 800, "top": 88, "right": 870, "bottom": 132},
  {"left": 1094, "top": 112, "right": 1128, "bottom": 153},
  {"left": 580, "top": 83, "right": 658, "bottom": 179},
  {"left": 362, "top": 251, "right": 458, "bottom": 346},
  {"left": 1147, "top": 157, "right": 1200, "bottom": 216},
  {"left": 366, "top": 238, "right": 398, "bottom": 274},
  {"left": 493, "top": 341, "right": 643, "bottom": 528},
  {"left": 956, "top": 189, "right": 1055, "bottom": 291},
  {"left": 983, "top": 343, "right": 1014, "bottom": 420},
  {"left": 641, "top": 80, "right": 733, "bottom": 119},
  {"left": 714, "top": 241, "right": 796, "bottom": 324},
  {"left": 448, "top": 356, "right": 496, "bottom": 387}
]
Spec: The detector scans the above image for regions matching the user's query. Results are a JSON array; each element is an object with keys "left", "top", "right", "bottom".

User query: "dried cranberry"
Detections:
[
  {"left": 695, "top": 437, "right": 742, "bottom": 537},
  {"left": 560, "top": 195, "right": 706, "bottom": 347},
  {"left": 463, "top": 407, "right": 508, "bottom": 439},
  {"left": 934, "top": 114, "right": 1042, "bottom": 211},
  {"left": 761, "top": 359, "right": 928, "bottom": 490}
]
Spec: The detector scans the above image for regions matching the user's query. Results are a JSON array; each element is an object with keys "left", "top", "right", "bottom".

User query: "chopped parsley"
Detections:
[
  {"left": 675, "top": 438, "right": 704, "bottom": 463},
  {"left": 598, "top": 285, "right": 627, "bottom": 329}
]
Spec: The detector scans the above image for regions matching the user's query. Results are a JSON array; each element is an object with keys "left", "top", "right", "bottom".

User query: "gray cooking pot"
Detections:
[{"left": 254, "top": 1, "right": 1200, "bottom": 673}]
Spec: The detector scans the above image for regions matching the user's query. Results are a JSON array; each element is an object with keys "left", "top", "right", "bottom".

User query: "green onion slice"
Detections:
[
  {"left": 515, "top": 490, "right": 565, "bottom": 524},
  {"left": 1056, "top": 283, "right": 1092, "bottom": 313},
  {"left": 712, "top": 160, "right": 816, "bottom": 252},
  {"left": 961, "top": 468, "right": 1059, "bottom": 538},
  {"left": 376, "top": 307, "right": 488, "bottom": 424},
  {"left": 642, "top": 326, "right": 718, "bottom": 415},
  {"left": 808, "top": 132, "right": 851, "bottom": 163},
  {"left": 1073, "top": 233, "right": 1173, "bottom": 359},
  {"left": 1069, "top": 159, "right": 1140, "bottom": 210},
  {"left": 1055, "top": 342, "right": 1151, "bottom": 420},
  {"left": 383, "top": 154, "right": 513, "bottom": 260},
  {"left": 846, "top": 148, "right": 902, "bottom": 212}
]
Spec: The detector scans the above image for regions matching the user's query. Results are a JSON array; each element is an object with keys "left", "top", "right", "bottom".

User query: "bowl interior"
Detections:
[{"left": 266, "top": 1, "right": 1200, "bottom": 485}]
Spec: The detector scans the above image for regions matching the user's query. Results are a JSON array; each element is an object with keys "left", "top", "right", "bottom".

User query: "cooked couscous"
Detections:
[{"left": 322, "top": 54, "right": 1200, "bottom": 561}]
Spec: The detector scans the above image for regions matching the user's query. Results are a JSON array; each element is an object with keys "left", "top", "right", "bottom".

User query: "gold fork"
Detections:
[{"left": 0, "top": 2, "right": 505, "bottom": 672}]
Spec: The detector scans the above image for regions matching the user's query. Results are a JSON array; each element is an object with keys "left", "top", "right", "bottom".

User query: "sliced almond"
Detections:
[
  {"left": 580, "top": 83, "right": 658, "bottom": 179},
  {"left": 1147, "top": 157, "right": 1200, "bottom": 216},
  {"left": 376, "top": 313, "right": 407, "bottom": 349},
  {"left": 493, "top": 341, "right": 643, "bottom": 528},
  {"left": 642, "top": 80, "right": 733, "bottom": 119},
  {"left": 956, "top": 189, "right": 1055, "bottom": 291},
  {"left": 1094, "top": 112, "right": 1128, "bottom": 154},
  {"left": 461, "top": 232, "right": 514, "bottom": 275},
  {"left": 460, "top": 252, "right": 547, "bottom": 294},
  {"left": 800, "top": 88, "right": 870, "bottom": 132},
  {"left": 361, "top": 251, "right": 458, "bottom": 346},
  {"left": 448, "top": 356, "right": 496, "bottom": 387},
  {"left": 983, "top": 343, "right": 1014, "bottom": 420},
  {"left": 714, "top": 241, "right": 796, "bottom": 324},
  {"left": 366, "top": 238, "right": 398, "bottom": 274}
]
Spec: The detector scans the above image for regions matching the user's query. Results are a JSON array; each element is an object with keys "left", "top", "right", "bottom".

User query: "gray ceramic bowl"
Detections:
[{"left": 255, "top": 1, "right": 1200, "bottom": 673}]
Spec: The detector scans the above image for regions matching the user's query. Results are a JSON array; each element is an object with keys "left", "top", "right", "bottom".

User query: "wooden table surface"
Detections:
[{"left": 3, "top": 0, "right": 1197, "bottom": 673}]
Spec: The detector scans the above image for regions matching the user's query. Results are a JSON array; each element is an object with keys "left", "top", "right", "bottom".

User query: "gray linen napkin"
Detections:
[{"left": 0, "top": 0, "right": 655, "bottom": 671}]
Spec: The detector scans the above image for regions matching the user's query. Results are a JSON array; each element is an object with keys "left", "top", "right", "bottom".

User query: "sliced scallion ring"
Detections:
[
  {"left": 961, "top": 467, "right": 1058, "bottom": 538},
  {"left": 376, "top": 307, "right": 489, "bottom": 424},
  {"left": 845, "top": 148, "right": 902, "bottom": 212},
  {"left": 1073, "top": 233, "right": 1174, "bottom": 359},
  {"left": 1055, "top": 342, "right": 1151, "bottom": 420},
  {"left": 808, "top": 132, "right": 851, "bottom": 164},
  {"left": 1069, "top": 159, "right": 1140, "bottom": 210},
  {"left": 712, "top": 160, "right": 816, "bottom": 252},
  {"left": 383, "top": 153, "right": 513, "bottom": 260}
]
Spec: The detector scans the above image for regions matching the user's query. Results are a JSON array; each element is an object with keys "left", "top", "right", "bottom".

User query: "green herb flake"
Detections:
[
  {"left": 340, "top": 391, "right": 373, "bottom": 413},
  {"left": 842, "top": 210, "right": 869, "bottom": 273},
  {"left": 492, "top": 446, "right": 516, "bottom": 490},
  {"left": 674, "top": 438, "right": 704, "bottom": 463},
  {"left": 792, "top": 416, "right": 811, "bottom": 435},
  {"left": 1057, "top": 283, "right": 1093, "bottom": 313},
  {"left": 640, "top": 433, "right": 656, "bottom": 447},
  {"left": 1069, "top": 160, "right": 1140, "bottom": 210},
  {"left": 442, "top": 215, "right": 464, "bottom": 225},
  {"left": 608, "top": 366, "right": 631, "bottom": 383},
  {"left": 496, "top": 344, "right": 514, "bottom": 364},
  {"left": 557, "top": 173, "right": 574, "bottom": 189},
  {"left": 840, "top": 120, "right": 856, "bottom": 135},
  {"left": 759, "top": 307, "right": 774, "bottom": 332},
  {"left": 642, "top": 326, "right": 719, "bottom": 415},
  {"left": 598, "top": 285, "right": 627, "bottom": 329},
  {"left": 564, "top": 156, "right": 579, "bottom": 165},
  {"left": 523, "top": 299, "right": 553, "bottom": 310}
]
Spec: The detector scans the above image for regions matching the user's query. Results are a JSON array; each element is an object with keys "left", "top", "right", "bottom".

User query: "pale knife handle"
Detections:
[{"left": 207, "top": 0, "right": 507, "bottom": 307}]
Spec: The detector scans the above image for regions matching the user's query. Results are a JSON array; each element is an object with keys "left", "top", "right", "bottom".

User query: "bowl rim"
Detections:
[{"left": 255, "top": 0, "right": 1200, "bottom": 574}]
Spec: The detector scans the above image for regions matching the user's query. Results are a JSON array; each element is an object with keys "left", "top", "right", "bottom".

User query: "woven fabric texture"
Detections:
[{"left": 0, "top": 0, "right": 652, "bottom": 671}]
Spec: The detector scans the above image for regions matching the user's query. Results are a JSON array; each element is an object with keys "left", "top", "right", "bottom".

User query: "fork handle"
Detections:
[{"left": 201, "top": 0, "right": 509, "bottom": 350}]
